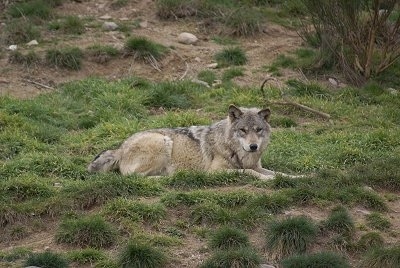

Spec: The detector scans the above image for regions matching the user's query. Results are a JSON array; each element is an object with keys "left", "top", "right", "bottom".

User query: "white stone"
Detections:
[
  {"left": 178, "top": 32, "right": 198, "bottom": 45},
  {"left": 328, "top": 77, "right": 339, "bottom": 87},
  {"left": 207, "top": 63, "right": 218, "bottom": 69},
  {"left": 102, "top": 21, "right": 119, "bottom": 31},
  {"left": 99, "top": 14, "right": 112, "bottom": 20},
  {"left": 8, "top": 45, "right": 17, "bottom": 51},
  {"left": 139, "top": 20, "right": 148, "bottom": 28},
  {"left": 27, "top": 40, "right": 39, "bottom": 46}
]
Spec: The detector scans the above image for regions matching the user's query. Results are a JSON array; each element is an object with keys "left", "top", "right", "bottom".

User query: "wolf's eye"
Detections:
[
  {"left": 256, "top": 128, "right": 263, "bottom": 133},
  {"left": 239, "top": 128, "right": 247, "bottom": 134}
]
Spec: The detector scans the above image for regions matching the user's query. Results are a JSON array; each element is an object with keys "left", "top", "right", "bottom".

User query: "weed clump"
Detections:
[
  {"left": 8, "top": 51, "right": 41, "bottom": 66},
  {"left": 281, "top": 251, "right": 350, "bottom": 268},
  {"left": 3, "top": 19, "right": 41, "bottom": 44},
  {"left": 356, "top": 232, "right": 384, "bottom": 252},
  {"left": 67, "top": 248, "right": 106, "bottom": 265},
  {"left": 156, "top": 0, "right": 196, "bottom": 19},
  {"left": 215, "top": 47, "right": 247, "bottom": 67},
  {"left": 365, "top": 212, "right": 392, "bottom": 231},
  {"left": 322, "top": 206, "right": 355, "bottom": 237},
  {"left": 25, "top": 251, "right": 68, "bottom": 268},
  {"left": 361, "top": 245, "right": 400, "bottom": 268},
  {"left": 45, "top": 47, "right": 84, "bottom": 70},
  {"left": 125, "top": 37, "right": 168, "bottom": 68},
  {"left": 265, "top": 216, "right": 317, "bottom": 259},
  {"left": 7, "top": 0, "right": 52, "bottom": 20},
  {"left": 86, "top": 44, "right": 120, "bottom": 64},
  {"left": 209, "top": 226, "right": 250, "bottom": 250},
  {"left": 61, "top": 15, "right": 86, "bottom": 35},
  {"left": 56, "top": 215, "right": 117, "bottom": 248},
  {"left": 223, "top": 7, "right": 264, "bottom": 36},
  {"left": 118, "top": 241, "right": 167, "bottom": 268}
]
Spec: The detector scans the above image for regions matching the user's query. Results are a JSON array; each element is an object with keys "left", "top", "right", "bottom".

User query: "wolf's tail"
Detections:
[{"left": 87, "top": 149, "right": 119, "bottom": 173}]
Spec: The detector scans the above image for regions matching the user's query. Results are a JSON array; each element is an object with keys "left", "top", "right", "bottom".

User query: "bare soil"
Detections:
[{"left": 0, "top": 0, "right": 302, "bottom": 99}]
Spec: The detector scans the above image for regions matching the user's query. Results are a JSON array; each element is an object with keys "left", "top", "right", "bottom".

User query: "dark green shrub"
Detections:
[
  {"left": 209, "top": 226, "right": 250, "bottom": 250},
  {"left": 281, "top": 251, "right": 350, "bottom": 268},
  {"left": 265, "top": 216, "right": 317, "bottom": 259},
  {"left": 118, "top": 241, "right": 167, "bottom": 268},
  {"left": 56, "top": 215, "right": 117, "bottom": 248},
  {"left": 25, "top": 251, "right": 68, "bottom": 268}
]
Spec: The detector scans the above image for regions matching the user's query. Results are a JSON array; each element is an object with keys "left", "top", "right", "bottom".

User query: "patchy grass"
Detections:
[
  {"left": 209, "top": 226, "right": 250, "bottom": 250},
  {"left": 281, "top": 251, "right": 350, "bottom": 268},
  {"left": 67, "top": 248, "right": 107, "bottom": 265},
  {"left": 45, "top": 47, "right": 84, "bottom": 70},
  {"left": 25, "top": 251, "right": 68, "bottom": 268},
  {"left": 2, "top": 18, "right": 41, "bottom": 44},
  {"left": 215, "top": 47, "right": 247, "bottom": 67},
  {"left": 322, "top": 206, "right": 355, "bottom": 237},
  {"left": 125, "top": 36, "right": 168, "bottom": 62},
  {"left": 365, "top": 212, "right": 392, "bottom": 231},
  {"left": 361, "top": 245, "right": 400, "bottom": 268},
  {"left": 118, "top": 241, "right": 167, "bottom": 268}
]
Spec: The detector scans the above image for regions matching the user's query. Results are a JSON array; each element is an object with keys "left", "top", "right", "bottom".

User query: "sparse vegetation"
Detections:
[
  {"left": 323, "top": 206, "right": 355, "bottom": 237},
  {"left": 281, "top": 251, "right": 350, "bottom": 268},
  {"left": 8, "top": 50, "right": 41, "bottom": 66},
  {"left": 125, "top": 37, "right": 168, "bottom": 68},
  {"left": 86, "top": 44, "right": 120, "bottom": 64},
  {"left": 25, "top": 251, "right": 68, "bottom": 268},
  {"left": 7, "top": 0, "right": 53, "bottom": 20},
  {"left": 365, "top": 212, "right": 392, "bottom": 231},
  {"left": 215, "top": 47, "right": 247, "bottom": 67},
  {"left": 361, "top": 245, "right": 400, "bottom": 268},
  {"left": 209, "top": 226, "right": 250, "bottom": 250},
  {"left": 2, "top": 19, "right": 41, "bottom": 44},
  {"left": 200, "top": 248, "right": 261, "bottom": 268},
  {"left": 45, "top": 47, "right": 84, "bottom": 70}
]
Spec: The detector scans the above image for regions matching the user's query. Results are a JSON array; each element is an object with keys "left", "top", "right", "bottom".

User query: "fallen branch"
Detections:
[
  {"left": 22, "top": 78, "right": 55, "bottom": 90},
  {"left": 179, "top": 61, "right": 189, "bottom": 80},
  {"left": 261, "top": 77, "right": 331, "bottom": 120}
]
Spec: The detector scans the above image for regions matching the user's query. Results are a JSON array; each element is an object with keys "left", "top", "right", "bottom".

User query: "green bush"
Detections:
[
  {"left": 265, "top": 216, "right": 317, "bottom": 259},
  {"left": 209, "top": 226, "right": 250, "bottom": 250},
  {"left": 56, "top": 215, "right": 117, "bottom": 248},
  {"left": 118, "top": 241, "right": 167, "bottom": 268},
  {"left": 25, "top": 251, "right": 68, "bottom": 268},
  {"left": 281, "top": 251, "right": 350, "bottom": 268}
]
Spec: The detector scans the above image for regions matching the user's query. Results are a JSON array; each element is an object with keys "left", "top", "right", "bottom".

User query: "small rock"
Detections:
[
  {"left": 207, "top": 63, "right": 218, "bottom": 69},
  {"left": 120, "top": 17, "right": 129, "bottom": 21},
  {"left": 139, "top": 20, "right": 148, "bottom": 28},
  {"left": 178, "top": 32, "right": 198, "bottom": 45},
  {"left": 328, "top": 77, "right": 339, "bottom": 87},
  {"left": 53, "top": 182, "right": 62, "bottom": 188},
  {"left": 386, "top": 87, "right": 398, "bottom": 95},
  {"left": 260, "top": 265, "right": 276, "bottom": 268},
  {"left": 99, "top": 14, "right": 112, "bottom": 20},
  {"left": 194, "top": 57, "right": 201, "bottom": 62},
  {"left": 102, "top": 21, "right": 119, "bottom": 31},
  {"left": 27, "top": 40, "right": 39, "bottom": 46},
  {"left": 8, "top": 45, "right": 17, "bottom": 51}
]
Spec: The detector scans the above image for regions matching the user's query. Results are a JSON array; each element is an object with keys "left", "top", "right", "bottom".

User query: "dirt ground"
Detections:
[{"left": 0, "top": 0, "right": 302, "bottom": 99}]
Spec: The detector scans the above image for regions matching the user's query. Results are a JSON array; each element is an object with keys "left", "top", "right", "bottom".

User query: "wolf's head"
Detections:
[{"left": 228, "top": 104, "right": 271, "bottom": 153}]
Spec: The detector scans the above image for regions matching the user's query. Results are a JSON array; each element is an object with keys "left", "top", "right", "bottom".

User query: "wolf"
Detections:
[{"left": 88, "top": 105, "right": 292, "bottom": 180}]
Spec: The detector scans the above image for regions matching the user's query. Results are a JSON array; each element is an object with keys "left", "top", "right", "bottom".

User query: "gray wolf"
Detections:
[{"left": 88, "top": 105, "right": 291, "bottom": 180}]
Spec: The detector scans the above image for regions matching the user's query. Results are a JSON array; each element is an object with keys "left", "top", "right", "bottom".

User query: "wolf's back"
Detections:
[{"left": 87, "top": 149, "right": 120, "bottom": 173}]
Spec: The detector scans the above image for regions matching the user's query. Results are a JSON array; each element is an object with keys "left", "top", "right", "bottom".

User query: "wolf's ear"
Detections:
[
  {"left": 228, "top": 104, "right": 243, "bottom": 121},
  {"left": 258, "top": 108, "right": 271, "bottom": 122}
]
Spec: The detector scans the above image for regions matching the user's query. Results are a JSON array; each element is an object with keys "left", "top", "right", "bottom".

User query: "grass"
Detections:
[
  {"left": 25, "top": 251, "right": 68, "bottom": 268},
  {"left": 60, "top": 15, "right": 86, "bottom": 35},
  {"left": 209, "top": 226, "right": 250, "bottom": 250},
  {"left": 7, "top": 0, "right": 53, "bottom": 20},
  {"left": 197, "top": 70, "right": 217, "bottom": 85},
  {"left": 67, "top": 248, "right": 106, "bottom": 265},
  {"left": 215, "top": 47, "right": 247, "bottom": 67},
  {"left": 125, "top": 36, "right": 168, "bottom": 62},
  {"left": 223, "top": 7, "right": 264, "bottom": 36},
  {"left": 200, "top": 248, "right": 261, "bottom": 268},
  {"left": 55, "top": 215, "right": 117, "bottom": 248},
  {"left": 265, "top": 216, "right": 318, "bottom": 259},
  {"left": 356, "top": 232, "right": 385, "bottom": 252},
  {"left": 365, "top": 212, "right": 392, "bottom": 231},
  {"left": 2, "top": 18, "right": 41, "bottom": 44},
  {"left": 45, "top": 47, "right": 84, "bottom": 70},
  {"left": 322, "top": 206, "right": 355, "bottom": 237},
  {"left": 281, "top": 251, "right": 350, "bottom": 268},
  {"left": 118, "top": 241, "right": 167, "bottom": 268},
  {"left": 86, "top": 44, "right": 120, "bottom": 64},
  {"left": 361, "top": 246, "right": 400, "bottom": 268}
]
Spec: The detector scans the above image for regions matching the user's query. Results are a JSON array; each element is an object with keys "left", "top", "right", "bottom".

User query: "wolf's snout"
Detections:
[{"left": 249, "top": 144, "right": 258, "bottom": 151}]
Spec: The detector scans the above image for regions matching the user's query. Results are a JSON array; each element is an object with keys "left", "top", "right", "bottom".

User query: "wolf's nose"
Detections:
[{"left": 249, "top": 144, "right": 258, "bottom": 151}]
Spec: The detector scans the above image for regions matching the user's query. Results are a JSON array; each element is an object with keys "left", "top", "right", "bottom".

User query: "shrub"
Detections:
[
  {"left": 361, "top": 245, "right": 400, "bottom": 268},
  {"left": 281, "top": 251, "right": 350, "bottom": 268},
  {"left": 25, "top": 251, "right": 68, "bottom": 268},
  {"left": 209, "top": 226, "right": 250, "bottom": 250},
  {"left": 118, "top": 241, "right": 167, "bottom": 268},
  {"left": 365, "top": 212, "right": 392, "bottom": 231},
  {"left": 323, "top": 206, "right": 355, "bottom": 237},
  {"left": 200, "top": 248, "right": 261, "bottom": 268},
  {"left": 56, "top": 215, "right": 117, "bottom": 248},
  {"left": 3, "top": 19, "right": 41, "bottom": 44},
  {"left": 265, "top": 216, "right": 317, "bottom": 259},
  {"left": 215, "top": 47, "right": 247, "bottom": 67},
  {"left": 45, "top": 47, "right": 84, "bottom": 70}
]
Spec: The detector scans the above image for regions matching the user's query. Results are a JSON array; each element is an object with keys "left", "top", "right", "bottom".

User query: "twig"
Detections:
[
  {"left": 260, "top": 77, "right": 331, "bottom": 120},
  {"left": 22, "top": 78, "right": 55, "bottom": 90},
  {"left": 179, "top": 61, "right": 189, "bottom": 80}
]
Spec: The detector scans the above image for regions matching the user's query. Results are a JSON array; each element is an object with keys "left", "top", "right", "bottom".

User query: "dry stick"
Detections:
[
  {"left": 179, "top": 61, "right": 189, "bottom": 80},
  {"left": 261, "top": 77, "right": 331, "bottom": 120},
  {"left": 22, "top": 78, "right": 55, "bottom": 90}
]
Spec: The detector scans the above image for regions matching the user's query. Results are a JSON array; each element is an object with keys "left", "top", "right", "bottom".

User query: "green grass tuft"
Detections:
[
  {"left": 215, "top": 47, "right": 247, "bottom": 67},
  {"left": 45, "top": 47, "right": 84, "bottom": 70},
  {"left": 118, "top": 241, "right": 167, "bottom": 268},
  {"left": 67, "top": 248, "right": 106, "bottom": 265},
  {"left": 265, "top": 216, "right": 317, "bottom": 259},
  {"left": 3, "top": 18, "right": 41, "bottom": 44},
  {"left": 322, "top": 206, "right": 355, "bottom": 237},
  {"left": 356, "top": 232, "right": 385, "bottom": 252},
  {"left": 56, "top": 215, "right": 117, "bottom": 248},
  {"left": 200, "top": 248, "right": 261, "bottom": 268},
  {"left": 25, "top": 251, "right": 68, "bottom": 268},
  {"left": 61, "top": 15, "right": 86, "bottom": 35},
  {"left": 87, "top": 44, "right": 120, "bottom": 64},
  {"left": 281, "top": 251, "right": 350, "bottom": 268},
  {"left": 223, "top": 7, "right": 264, "bottom": 36},
  {"left": 361, "top": 245, "right": 400, "bottom": 268},
  {"left": 125, "top": 36, "right": 168, "bottom": 61},
  {"left": 209, "top": 226, "right": 250, "bottom": 250},
  {"left": 7, "top": 0, "right": 52, "bottom": 19},
  {"left": 197, "top": 69, "right": 217, "bottom": 85},
  {"left": 365, "top": 212, "right": 392, "bottom": 231},
  {"left": 8, "top": 51, "right": 41, "bottom": 66}
]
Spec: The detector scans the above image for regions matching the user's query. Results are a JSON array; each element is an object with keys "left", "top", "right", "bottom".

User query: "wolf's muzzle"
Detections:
[{"left": 249, "top": 144, "right": 258, "bottom": 151}]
